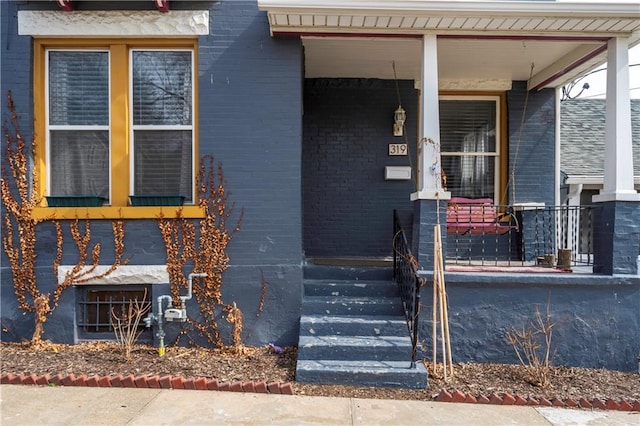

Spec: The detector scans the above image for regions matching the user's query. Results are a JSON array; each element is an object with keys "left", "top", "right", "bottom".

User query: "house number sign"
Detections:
[{"left": 388, "top": 143, "right": 408, "bottom": 156}]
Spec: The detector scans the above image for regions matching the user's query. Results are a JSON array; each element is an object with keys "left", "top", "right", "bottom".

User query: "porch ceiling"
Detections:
[
  {"left": 258, "top": 0, "right": 640, "bottom": 89},
  {"left": 302, "top": 37, "right": 605, "bottom": 88}
]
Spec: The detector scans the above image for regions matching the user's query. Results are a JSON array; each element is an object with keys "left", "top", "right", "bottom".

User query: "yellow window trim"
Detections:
[
  {"left": 33, "top": 38, "right": 202, "bottom": 220},
  {"left": 32, "top": 206, "right": 205, "bottom": 220},
  {"left": 439, "top": 91, "right": 509, "bottom": 205}
]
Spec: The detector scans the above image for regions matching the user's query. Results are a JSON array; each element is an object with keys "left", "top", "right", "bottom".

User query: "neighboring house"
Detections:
[
  {"left": 557, "top": 98, "right": 640, "bottom": 271},
  {"left": 561, "top": 99, "right": 640, "bottom": 206},
  {"left": 1, "top": 0, "right": 639, "bottom": 382}
]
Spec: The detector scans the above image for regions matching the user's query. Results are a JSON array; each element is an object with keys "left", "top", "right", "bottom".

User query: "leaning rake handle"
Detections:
[{"left": 433, "top": 224, "right": 453, "bottom": 380}]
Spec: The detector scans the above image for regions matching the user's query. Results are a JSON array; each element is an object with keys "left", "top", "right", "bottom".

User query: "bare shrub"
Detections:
[
  {"left": 506, "top": 299, "right": 556, "bottom": 388},
  {"left": 110, "top": 291, "right": 151, "bottom": 362}
]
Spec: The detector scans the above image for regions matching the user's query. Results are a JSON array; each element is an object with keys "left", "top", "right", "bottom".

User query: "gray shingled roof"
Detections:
[{"left": 560, "top": 99, "right": 639, "bottom": 177}]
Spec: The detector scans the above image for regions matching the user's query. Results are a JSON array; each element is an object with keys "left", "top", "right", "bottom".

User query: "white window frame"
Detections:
[
  {"left": 44, "top": 48, "right": 112, "bottom": 203},
  {"left": 128, "top": 48, "right": 196, "bottom": 203}
]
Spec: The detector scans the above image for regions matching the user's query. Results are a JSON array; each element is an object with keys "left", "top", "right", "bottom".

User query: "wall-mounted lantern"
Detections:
[{"left": 393, "top": 105, "right": 406, "bottom": 137}]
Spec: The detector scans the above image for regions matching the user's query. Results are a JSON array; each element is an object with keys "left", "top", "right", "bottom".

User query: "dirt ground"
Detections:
[{"left": 1, "top": 341, "right": 639, "bottom": 403}]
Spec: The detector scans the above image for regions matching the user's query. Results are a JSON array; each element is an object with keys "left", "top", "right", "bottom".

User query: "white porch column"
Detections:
[
  {"left": 593, "top": 37, "right": 640, "bottom": 203},
  {"left": 411, "top": 34, "right": 450, "bottom": 201}
]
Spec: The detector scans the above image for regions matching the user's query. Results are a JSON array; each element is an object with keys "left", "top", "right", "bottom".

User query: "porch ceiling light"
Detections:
[{"left": 393, "top": 105, "right": 406, "bottom": 137}]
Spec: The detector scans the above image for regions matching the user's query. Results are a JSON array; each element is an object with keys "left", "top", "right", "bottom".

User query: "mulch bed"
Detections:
[{"left": 1, "top": 341, "right": 639, "bottom": 411}]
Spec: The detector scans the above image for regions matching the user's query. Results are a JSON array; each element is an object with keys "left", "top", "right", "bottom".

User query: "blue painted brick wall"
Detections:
[
  {"left": 593, "top": 201, "right": 640, "bottom": 275},
  {"left": 1, "top": 1, "right": 304, "bottom": 347},
  {"left": 303, "top": 78, "right": 418, "bottom": 258},
  {"left": 507, "top": 81, "right": 556, "bottom": 206},
  {"left": 200, "top": 1, "right": 303, "bottom": 268},
  {"left": 419, "top": 273, "right": 640, "bottom": 372},
  {"left": 1, "top": 1, "right": 33, "bottom": 133}
]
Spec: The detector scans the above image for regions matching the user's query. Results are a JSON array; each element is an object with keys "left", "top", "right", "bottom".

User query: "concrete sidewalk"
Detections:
[{"left": 1, "top": 385, "right": 638, "bottom": 425}]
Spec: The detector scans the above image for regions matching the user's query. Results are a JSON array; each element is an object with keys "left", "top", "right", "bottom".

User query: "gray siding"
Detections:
[{"left": 561, "top": 99, "right": 640, "bottom": 178}]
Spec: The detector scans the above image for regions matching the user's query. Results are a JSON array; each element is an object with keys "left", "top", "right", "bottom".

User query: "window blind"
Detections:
[
  {"left": 440, "top": 99, "right": 498, "bottom": 199},
  {"left": 133, "top": 130, "right": 192, "bottom": 198},
  {"left": 49, "top": 51, "right": 109, "bottom": 126},
  {"left": 48, "top": 51, "right": 109, "bottom": 198},
  {"left": 132, "top": 50, "right": 193, "bottom": 202},
  {"left": 132, "top": 51, "right": 192, "bottom": 126}
]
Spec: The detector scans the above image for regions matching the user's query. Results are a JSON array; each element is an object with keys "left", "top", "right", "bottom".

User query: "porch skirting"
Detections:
[{"left": 417, "top": 270, "right": 640, "bottom": 372}]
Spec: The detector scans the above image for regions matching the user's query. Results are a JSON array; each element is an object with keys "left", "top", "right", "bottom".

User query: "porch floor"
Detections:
[
  {"left": 446, "top": 261, "right": 593, "bottom": 274},
  {"left": 308, "top": 257, "right": 593, "bottom": 274}
]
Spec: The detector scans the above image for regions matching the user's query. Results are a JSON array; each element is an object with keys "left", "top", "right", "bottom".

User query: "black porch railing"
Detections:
[
  {"left": 392, "top": 209, "right": 423, "bottom": 368},
  {"left": 527, "top": 204, "right": 595, "bottom": 267},
  {"left": 446, "top": 203, "right": 597, "bottom": 269}
]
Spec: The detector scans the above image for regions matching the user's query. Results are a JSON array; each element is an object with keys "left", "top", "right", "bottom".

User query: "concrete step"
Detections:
[
  {"left": 301, "top": 296, "right": 404, "bottom": 316},
  {"left": 303, "top": 279, "right": 399, "bottom": 297},
  {"left": 297, "top": 263, "right": 424, "bottom": 389},
  {"left": 297, "top": 335, "right": 414, "bottom": 361},
  {"left": 299, "top": 314, "right": 409, "bottom": 337},
  {"left": 303, "top": 264, "right": 393, "bottom": 281},
  {"left": 295, "top": 360, "right": 427, "bottom": 389}
]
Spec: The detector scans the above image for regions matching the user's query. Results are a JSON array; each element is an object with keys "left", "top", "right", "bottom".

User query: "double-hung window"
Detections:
[
  {"left": 131, "top": 50, "right": 193, "bottom": 201},
  {"left": 36, "top": 39, "right": 199, "bottom": 218},
  {"left": 439, "top": 95, "right": 505, "bottom": 202},
  {"left": 47, "top": 50, "right": 110, "bottom": 199}
]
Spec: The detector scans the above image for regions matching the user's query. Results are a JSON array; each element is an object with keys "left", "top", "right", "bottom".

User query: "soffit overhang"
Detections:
[
  {"left": 257, "top": 1, "right": 640, "bottom": 89},
  {"left": 257, "top": 1, "right": 640, "bottom": 37}
]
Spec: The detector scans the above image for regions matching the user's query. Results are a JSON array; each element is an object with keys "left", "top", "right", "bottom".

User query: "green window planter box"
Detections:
[
  {"left": 129, "top": 195, "right": 185, "bottom": 206},
  {"left": 46, "top": 196, "right": 106, "bottom": 207}
]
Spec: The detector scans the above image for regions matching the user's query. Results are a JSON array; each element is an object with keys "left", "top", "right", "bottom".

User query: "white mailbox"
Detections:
[{"left": 385, "top": 166, "right": 411, "bottom": 180}]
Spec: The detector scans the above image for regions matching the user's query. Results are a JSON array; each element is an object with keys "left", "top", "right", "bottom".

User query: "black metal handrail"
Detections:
[{"left": 393, "top": 210, "right": 423, "bottom": 368}]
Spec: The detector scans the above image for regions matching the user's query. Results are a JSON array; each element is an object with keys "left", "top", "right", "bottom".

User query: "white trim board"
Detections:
[
  {"left": 57, "top": 265, "right": 169, "bottom": 285},
  {"left": 18, "top": 10, "right": 209, "bottom": 37}
]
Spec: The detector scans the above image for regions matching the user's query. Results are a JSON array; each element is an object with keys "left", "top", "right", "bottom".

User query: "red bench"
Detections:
[{"left": 446, "top": 197, "right": 516, "bottom": 235}]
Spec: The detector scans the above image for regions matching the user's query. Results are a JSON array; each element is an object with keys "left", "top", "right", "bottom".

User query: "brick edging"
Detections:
[
  {"left": 3, "top": 374, "right": 639, "bottom": 412},
  {"left": 0, "top": 373, "right": 294, "bottom": 395},
  {"left": 434, "top": 389, "right": 640, "bottom": 412}
]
